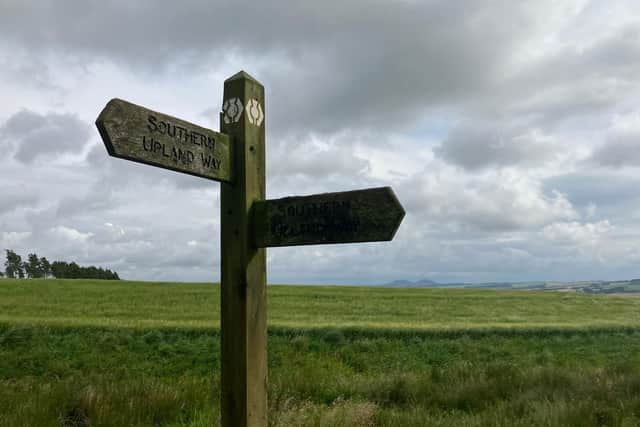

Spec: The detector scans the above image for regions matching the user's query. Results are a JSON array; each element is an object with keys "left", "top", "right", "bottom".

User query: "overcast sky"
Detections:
[{"left": 1, "top": 1, "right": 639, "bottom": 284}]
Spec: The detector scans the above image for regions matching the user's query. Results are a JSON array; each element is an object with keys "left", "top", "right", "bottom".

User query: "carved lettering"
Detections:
[
  {"left": 140, "top": 117, "right": 225, "bottom": 171},
  {"left": 142, "top": 136, "right": 196, "bottom": 164},
  {"left": 171, "top": 147, "right": 194, "bottom": 164},
  {"left": 279, "top": 201, "right": 351, "bottom": 218},
  {"left": 145, "top": 114, "right": 217, "bottom": 150},
  {"left": 200, "top": 153, "right": 221, "bottom": 170},
  {"left": 271, "top": 219, "right": 360, "bottom": 238},
  {"left": 142, "top": 135, "right": 153, "bottom": 151},
  {"left": 269, "top": 200, "right": 360, "bottom": 240},
  {"left": 147, "top": 115, "right": 158, "bottom": 132}
]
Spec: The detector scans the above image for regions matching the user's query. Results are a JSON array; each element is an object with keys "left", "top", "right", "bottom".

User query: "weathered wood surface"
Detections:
[
  {"left": 220, "top": 71, "right": 267, "bottom": 427},
  {"left": 254, "top": 187, "right": 405, "bottom": 247},
  {"left": 96, "top": 98, "right": 233, "bottom": 182}
]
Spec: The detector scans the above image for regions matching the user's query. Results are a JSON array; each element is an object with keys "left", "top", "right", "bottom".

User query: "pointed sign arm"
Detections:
[
  {"left": 253, "top": 186, "right": 405, "bottom": 247},
  {"left": 96, "top": 98, "right": 233, "bottom": 183}
]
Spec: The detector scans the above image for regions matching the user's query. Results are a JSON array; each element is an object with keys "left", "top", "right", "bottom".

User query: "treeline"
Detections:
[{"left": 2, "top": 249, "right": 120, "bottom": 280}]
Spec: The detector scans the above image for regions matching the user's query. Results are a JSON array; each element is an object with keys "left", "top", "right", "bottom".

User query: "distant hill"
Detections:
[
  {"left": 385, "top": 278, "right": 440, "bottom": 287},
  {"left": 383, "top": 279, "right": 640, "bottom": 294}
]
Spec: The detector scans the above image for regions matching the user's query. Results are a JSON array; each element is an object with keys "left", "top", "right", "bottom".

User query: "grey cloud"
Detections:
[
  {"left": 85, "top": 225, "right": 220, "bottom": 281},
  {"left": 269, "top": 136, "right": 370, "bottom": 179},
  {"left": 88, "top": 223, "right": 147, "bottom": 245},
  {"left": 0, "top": 2, "right": 635, "bottom": 144},
  {"left": 434, "top": 124, "right": 557, "bottom": 170},
  {"left": 0, "top": 51, "right": 60, "bottom": 92},
  {"left": 395, "top": 166, "right": 577, "bottom": 233},
  {"left": 575, "top": 24, "right": 640, "bottom": 80},
  {"left": 0, "top": 110, "right": 90, "bottom": 163},
  {"left": 0, "top": 1, "right": 579, "bottom": 134},
  {"left": 86, "top": 143, "right": 215, "bottom": 191},
  {"left": 2, "top": 1, "right": 636, "bottom": 146},
  {"left": 267, "top": 218, "right": 619, "bottom": 284},
  {"left": 0, "top": 191, "right": 39, "bottom": 214},
  {"left": 545, "top": 173, "right": 640, "bottom": 208},
  {"left": 85, "top": 143, "right": 107, "bottom": 167},
  {"left": 0, "top": 1, "right": 527, "bottom": 64},
  {"left": 261, "top": 1, "right": 557, "bottom": 134},
  {"left": 590, "top": 131, "right": 640, "bottom": 167},
  {"left": 496, "top": 22, "right": 640, "bottom": 127},
  {"left": 10, "top": 214, "right": 221, "bottom": 282},
  {"left": 56, "top": 192, "right": 115, "bottom": 221},
  {"left": 168, "top": 172, "right": 218, "bottom": 190},
  {"left": 506, "top": 79, "right": 624, "bottom": 129},
  {"left": 369, "top": 216, "right": 638, "bottom": 284}
]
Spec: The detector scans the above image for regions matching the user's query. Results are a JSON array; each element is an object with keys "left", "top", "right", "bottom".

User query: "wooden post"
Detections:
[
  {"left": 220, "top": 71, "right": 267, "bottom": 427},
  {"left": 95, "top": 70, "right": 404, "bottom": 427}
]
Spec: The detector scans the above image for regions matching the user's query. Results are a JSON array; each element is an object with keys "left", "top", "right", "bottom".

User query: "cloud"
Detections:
[
  {"left": 500, "top": 21, "right": 640, "bottom": 125},
  {"left": 590, "top": 131, "right": 640, "bottom": 168},
  {"left": 0, "top": 1, "right": 605, "bottom": 135},
  {"left": 434, "top": 125, "right": 559, "bottom": 170},
  {"left": 585, "top": 112, "right": 640, "bottom": 168},
  {"left": 542, "top": 220, "right": 612, "bottom": 246},
  {"left": 0, "top": 191, "right": 39, "bottom": 214},
  {"left": 398, "top": 166, "right": 577, "bottom": 233},
  {"left": 50, "top": 226, "right": 93, "bottom": 242},
  {"left": 0, "top": 231, "right": 32, "bottom": 248},
  {"left": 545, "top": 172, "right": 640, "bottom": 209},
  {"left": 0, "top": 110, "right": 90, "bottom": 163},
  {"left": 269, "top": 132, "right": 370, "bottom": 179}
]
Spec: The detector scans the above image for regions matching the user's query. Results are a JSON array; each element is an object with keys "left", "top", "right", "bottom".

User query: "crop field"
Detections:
[{"left": 3, "top": 279, "right": 640, "bottom": 426}]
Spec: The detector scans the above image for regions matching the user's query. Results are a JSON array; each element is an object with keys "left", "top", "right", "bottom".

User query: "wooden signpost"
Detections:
[{"left": 96, "top": 71, "right": 405, "bottom": 427}]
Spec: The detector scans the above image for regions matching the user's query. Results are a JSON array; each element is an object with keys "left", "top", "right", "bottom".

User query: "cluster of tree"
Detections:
[
  {"left": 50, "top": 261, "right": 120, "bottom": 280},
  {"left": 3, "top": 250, "right": 120, "bottom": 280}
]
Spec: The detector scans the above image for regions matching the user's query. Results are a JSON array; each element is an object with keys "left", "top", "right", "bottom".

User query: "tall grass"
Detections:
[{"left": 3, "top": 279, "right": 640, "bottom": 425}]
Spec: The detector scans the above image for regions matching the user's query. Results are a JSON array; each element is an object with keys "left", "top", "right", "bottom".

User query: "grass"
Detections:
[
  {"left": 3, "top": 278, "right": 640, "bottom": 425},
  {"left": 3, "top": 278, "right": 640, "bottom": 330}
]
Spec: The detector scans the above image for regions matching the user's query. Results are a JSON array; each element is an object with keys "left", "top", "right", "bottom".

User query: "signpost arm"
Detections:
[{"left": 220, "top": 72, "right": 267, "bottom": 427}]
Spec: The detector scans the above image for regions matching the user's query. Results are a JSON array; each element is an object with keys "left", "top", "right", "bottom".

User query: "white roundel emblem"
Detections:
[
  {"left": 246, "top": 99, "right": 264, "bottom": 126},
  {"left": 223, "top": 98, "right": 243, "bottom": 124}
]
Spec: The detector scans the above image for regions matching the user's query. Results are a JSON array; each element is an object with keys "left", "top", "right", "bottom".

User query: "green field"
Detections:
[{"left": 3, "top": 279, "right": 640, "bottom": 426}]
